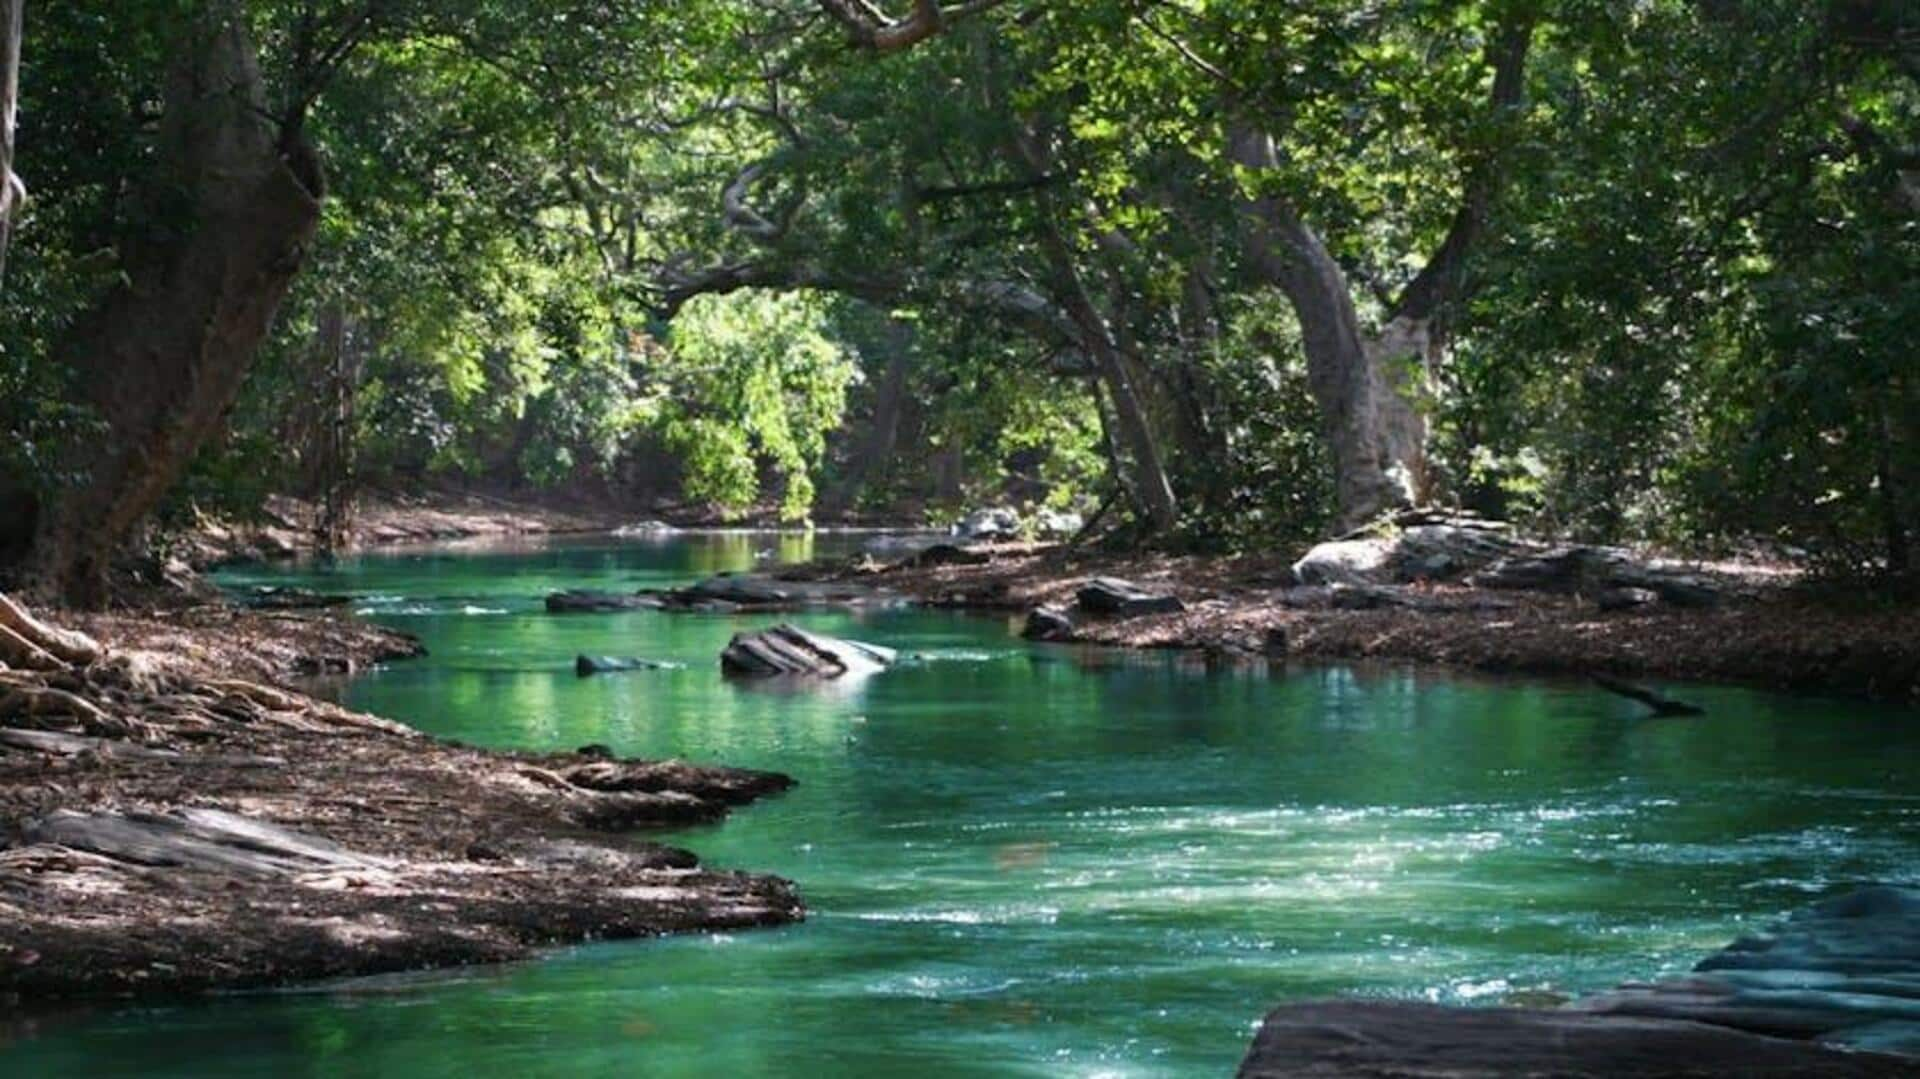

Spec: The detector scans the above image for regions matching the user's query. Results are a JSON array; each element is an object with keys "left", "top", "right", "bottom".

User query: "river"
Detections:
[{"left": 5, "top": 532, "right": 1915, "bottom": 1077}]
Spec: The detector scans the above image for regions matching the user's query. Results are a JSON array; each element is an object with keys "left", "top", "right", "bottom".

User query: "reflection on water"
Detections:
[{"left": 4, "top": 531, "right": 1915, "bottom": 1078}]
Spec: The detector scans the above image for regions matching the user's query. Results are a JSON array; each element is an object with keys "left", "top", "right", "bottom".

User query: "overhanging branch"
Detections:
[{"left": 816, "top": 0, "right": 1011, "bottom": 52}]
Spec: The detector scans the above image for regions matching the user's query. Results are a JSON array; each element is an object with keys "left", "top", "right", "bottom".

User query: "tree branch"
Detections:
[
  {"left": 816, "top": 0, "right": 1012, "bottom": 52},
  {"left": 1388, "top": 13, "right": 1535, "bottom": 326}
]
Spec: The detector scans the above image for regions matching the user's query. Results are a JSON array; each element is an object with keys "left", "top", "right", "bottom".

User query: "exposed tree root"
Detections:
[{"left": 0, "top": 592, "right": 801, "bottom": 999}]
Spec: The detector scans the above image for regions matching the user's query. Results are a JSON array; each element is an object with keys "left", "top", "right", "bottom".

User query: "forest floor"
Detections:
[
  {"left": 0, "top": 598, "right": 802, "bottom": 1002},
  {"left": 821, "top": 543, "right": 1920, "bottom": 704}
]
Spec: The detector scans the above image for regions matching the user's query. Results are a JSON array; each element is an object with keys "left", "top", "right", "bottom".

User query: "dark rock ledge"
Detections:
[{"left": 1239, "top": 886, "right": 1919, "bottom": 1077}]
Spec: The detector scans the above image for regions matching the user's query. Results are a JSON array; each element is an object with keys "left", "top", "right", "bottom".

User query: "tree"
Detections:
[{"left": 0, "top": 0, "right": 22, "bottom": 285}]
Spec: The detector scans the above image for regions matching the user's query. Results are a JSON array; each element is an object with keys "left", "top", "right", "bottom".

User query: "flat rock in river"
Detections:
[
  {"left": 1575, "top": 885, "right": 1920, "bottom": 1055},
  {"left": 574, "top": 655, "right": 675, "bottom": 676},
  {"left": 720, "top": 624, "right": 897, "bottom": 679},
  {"left": 546, "top": 589, "right": 664, "bottom": 613},
  {"left": 1236, "top": 1000, "right": 1912, "bottom": 1078},
  {"left": 645, "top": 574, "right": 902, "bottom": 612}
]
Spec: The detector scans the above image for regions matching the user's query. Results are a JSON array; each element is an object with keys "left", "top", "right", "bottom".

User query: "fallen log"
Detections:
[{"left": 1594, "top": 674, "right": 1706, "bottom": 717}]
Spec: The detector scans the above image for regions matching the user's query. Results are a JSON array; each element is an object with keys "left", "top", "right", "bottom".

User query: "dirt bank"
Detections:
[
  {"left": 0, "top": 595, "right": 800, "bottom": 1001},
  {"left": 822, "top": 544, "right": 1920, "bottom": 703},
  {"left": 183, "top": 486, "right": 926, "bottom": 568},
  {"left": 182, "top": 490, "right": 631, "bottom": 567}
]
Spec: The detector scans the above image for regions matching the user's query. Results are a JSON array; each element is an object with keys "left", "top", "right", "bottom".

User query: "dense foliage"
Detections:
[{"left": 1, "top": 0, "right": 1914, "bottom": 578}]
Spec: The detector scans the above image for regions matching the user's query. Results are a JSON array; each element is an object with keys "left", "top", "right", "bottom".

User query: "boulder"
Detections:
[
  {"left": 1291, "top": 538, "right": 1392, "bottom": 586},
  {"left": 1021, "top": 606, "right": 1075, "bottom": 642},
  {"left": 1033, "top": 509, "right": 1085, "bottom": 538},
  {"left": 1471, "top": 546, "right": 1626, "bottom": 592},
  {"left": 1386, "top": 523, "right": 1521, "bottom": 581},
  {"left": 1473, "top": 548, "right": 1727, "bottom": 608},
  {"left": 954, "top": 507, "right": 1021, "bottom": 541},
  {"left": 1237, "top": 1000, "right": 1911, "bottom": 1078},
  {"left": 1292, "top": 519, "right": 1520, "bottom": 587},
  {"left": 1075, "top": 577, "right": 1185, "bottom": 618},
  {"left": 1612, "top": 566, "right": 1723, "bottom": 609},
  {"left": 720, "top": 624, "right": 897, "bottom": 679},
  {"left": 574, "top": 655, "right": 673, "bottom": 677}
]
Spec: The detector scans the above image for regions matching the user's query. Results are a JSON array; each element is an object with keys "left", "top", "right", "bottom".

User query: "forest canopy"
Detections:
[{"left": 0, "top": 0, "right": 1914, "bottom": 604}]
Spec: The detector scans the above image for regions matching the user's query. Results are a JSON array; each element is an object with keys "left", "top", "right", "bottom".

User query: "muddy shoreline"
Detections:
[{"left": 0, "top": 598, "right": 801, "bottom": 1003}]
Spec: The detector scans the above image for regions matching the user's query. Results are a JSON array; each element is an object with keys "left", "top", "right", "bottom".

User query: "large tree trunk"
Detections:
[
  {"left": 1229, "top": 127, "right": 1416, "bottom": 530},
  {"left": 822, "top": 320, "right": 914, "bottom": 518},
  {"left": 0, "top": 0, "right": 22, "bottom": 285},
  {"left": 1027, "top": 223, "right": 1178, "bottom": 534},
  {"left": 25, "top": 7, "right": 322, "bottom": 606}
]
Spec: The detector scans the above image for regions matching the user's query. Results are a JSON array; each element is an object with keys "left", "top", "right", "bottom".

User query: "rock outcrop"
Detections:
[
  {"left": 574, "top": 655, "right": 675, "bottom": 677},
  {"left": 1237, "top": 1000, "right": 1910, "bottom": 1078},
  {"left": 719, "top": 624, "right": 897, "bottom": 679},
  {"left": 1239, "top": 886, "right": 1920, "bottom": 1076},
  {"left": 1575, "top": 886, "right": 1920, "bottom": 1056},
  {"left": 1021, "top": 606, "right": 1075, "bottom": 642},
  {"left": 1288, "top": 512, "right": 1728, "bottom": 611},
  {"left": 1075, "top": 577, "right": 1186, "bottom": 618},
  {"left": 546, "top": 589, "right": 663, "bottom": 613},
  {"left": 549, "top": 574, "right": 901, "bottom": 615}
]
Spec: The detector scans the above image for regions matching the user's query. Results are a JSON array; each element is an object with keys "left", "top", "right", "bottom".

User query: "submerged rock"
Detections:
[
  {"left": 545, "top": 589, "right": 663, "bottom": 613},
  {"left": 574, "top": 655, "right": 674, "bottom": 677},
  {"left": 650, "top": 574, "right": 900, "bottom": 612},
  {"left": 1075, "top": 577, "right": 1185, "bottom": 618},
  {"left": 719, "top": 624, "right": 897, "bottom": 679},
  {"left": 548, "top": 575, "right": 899, "bottom": 615},
  {"left": 1021, "top": 606, "right": 1075, "bottom": 642},
  {"left": 1237, "top": 1000, "right": 1910, "bottom": 1078},
  {"left": 240, "top": 586, "right": 353, "bottom": 611},
  {"left": 1577, "top": 885, "right": 1920, "bottom": 1055}
]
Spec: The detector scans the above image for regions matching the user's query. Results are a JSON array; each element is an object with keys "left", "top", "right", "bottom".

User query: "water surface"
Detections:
[{"left": 6, "top": 532, "right": 1915, "bottom": 1077}]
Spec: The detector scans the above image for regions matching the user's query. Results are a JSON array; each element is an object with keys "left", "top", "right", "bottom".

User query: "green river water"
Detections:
[{"left": 4, "top": 532, "right": 1916, "bottom": 1077}]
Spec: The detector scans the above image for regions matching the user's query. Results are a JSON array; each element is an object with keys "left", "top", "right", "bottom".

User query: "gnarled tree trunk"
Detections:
[
  {"left": 26, "top": 7, "right": 322, "bottom": 606},
  {"left": 1230, "top": 127, "right": 1416, "bottom": 530}
]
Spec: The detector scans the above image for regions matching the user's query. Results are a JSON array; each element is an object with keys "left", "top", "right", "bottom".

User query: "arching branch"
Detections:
[
  {"left": 816, "top": 0, "right": 1011, "bottom": 53},
  {"left": 1388, "top": 13, "right": 1535, "bottom": 326}
]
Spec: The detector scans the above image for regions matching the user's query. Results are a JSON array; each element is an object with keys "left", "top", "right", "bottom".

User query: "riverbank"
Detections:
[
  {"left": 0, "top": 595, "right": 801, "bottom": 1000},
  {"left": 820, "top": 542, "right": 1920, "bottom": 703},
  {"left": 181, "top": 487, "right": 927, "bottom": 567}
]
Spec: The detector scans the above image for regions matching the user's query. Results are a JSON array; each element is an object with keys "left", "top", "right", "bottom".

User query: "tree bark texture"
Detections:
[{"left": 26, "top": 7, "right": 322, "bottom": 606}]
